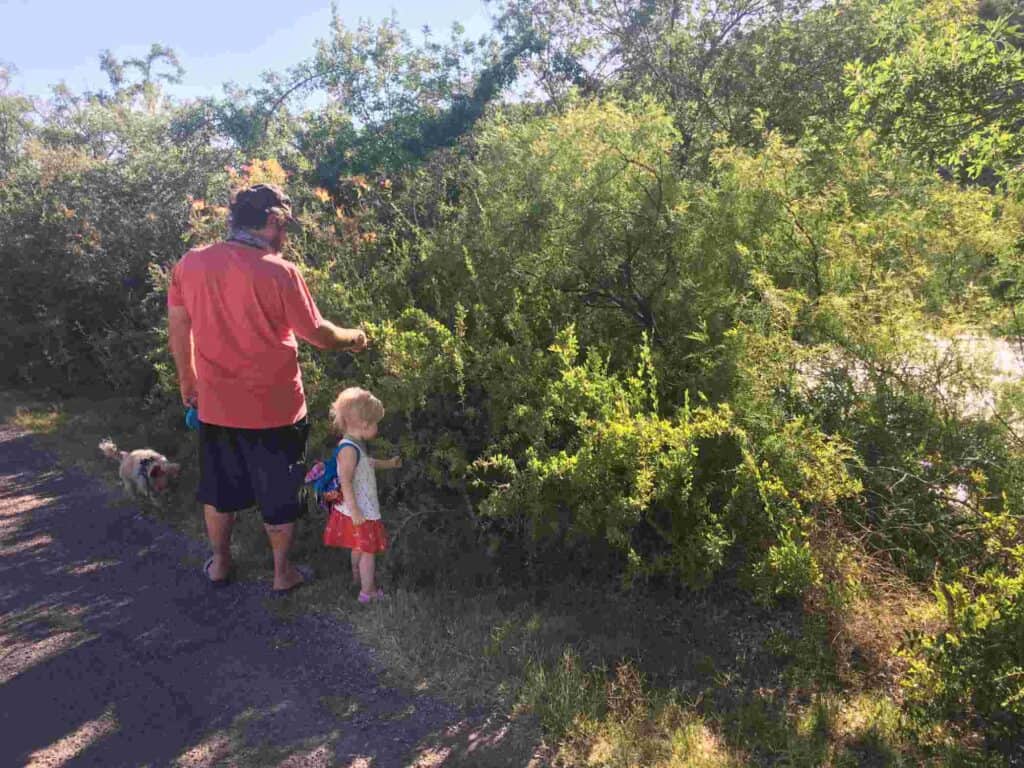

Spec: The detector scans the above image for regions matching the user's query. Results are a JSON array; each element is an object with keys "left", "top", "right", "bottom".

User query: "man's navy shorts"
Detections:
[{"left": 197, "top": 417, "right": 309, "bottom": 525}]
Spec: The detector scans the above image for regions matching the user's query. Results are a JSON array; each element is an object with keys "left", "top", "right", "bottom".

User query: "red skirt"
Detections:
[{"left": 323, "top": 509, "right": 389, "bottom": 553}]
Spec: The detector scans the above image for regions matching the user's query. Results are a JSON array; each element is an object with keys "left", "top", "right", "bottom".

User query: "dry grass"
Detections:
[
  {"left": 10, "top": 405, "right": 67, "bottom": 434},
  {"left": 809, "top": 527, "right": 944, "bottom": 692},
  {"left": 564, "top": 705, "right": 744, "bottom": 768},
  {"left": 549, "top": 663, "right": 746, "bottom": 768}
]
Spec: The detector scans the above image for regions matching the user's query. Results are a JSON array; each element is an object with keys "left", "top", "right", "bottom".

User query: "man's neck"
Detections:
[{"left": 228, "top": 227, "right": 273, "bottom": 251}]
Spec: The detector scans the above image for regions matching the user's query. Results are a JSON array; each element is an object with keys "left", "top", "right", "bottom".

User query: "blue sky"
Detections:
[{"left": 0, "top": 0, "right": 494, "bottom": 100}]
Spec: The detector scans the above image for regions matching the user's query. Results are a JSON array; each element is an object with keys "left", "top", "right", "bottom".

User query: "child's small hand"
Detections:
[
  {"left": 352, "top": 510, "right": 366, "bottom": 526},
  {"left": 389, "top": 455, "right": 402, "bottom": 469}
]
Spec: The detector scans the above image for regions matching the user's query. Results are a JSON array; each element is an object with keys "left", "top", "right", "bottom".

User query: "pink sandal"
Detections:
[{"left": 357, "top": 588, "right": 384, "bottom": 604}]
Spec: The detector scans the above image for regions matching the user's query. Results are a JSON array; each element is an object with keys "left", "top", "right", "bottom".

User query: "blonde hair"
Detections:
[{"left": 329, "top": 387, "right": 384, "bottom": 434}]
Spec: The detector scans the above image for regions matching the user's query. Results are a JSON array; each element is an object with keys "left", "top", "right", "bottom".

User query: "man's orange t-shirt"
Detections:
[{"left": 167, "top": 241, "right": 325, "bottom": 429}]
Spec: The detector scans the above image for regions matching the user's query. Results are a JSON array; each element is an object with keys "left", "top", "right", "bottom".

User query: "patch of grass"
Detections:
[
  {"left": 337, "top": 586, "right": 558, "bottom": 709},
  {"left": 564, "top": 703, "right": 745, "bottom": 768},
  {"left": 11, "top": 405, "right": 67, "bottom": 434},
  {"left": 717, "top": 673, "right": 1001, "bottom": 767},
  {"left": 319, "top": 695, "right": 361, "bottom": 720},
  {"left": 519, "top": 656, "right": 745, "bottom": 767},
  {"left": 519, "top": 649, "right": 607, "bottom": 735},
  {"left": 766, "top": 613, "right": 837, "bottom": 686}
]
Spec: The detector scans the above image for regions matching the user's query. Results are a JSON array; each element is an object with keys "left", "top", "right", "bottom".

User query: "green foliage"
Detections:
[
  {"left": 475, "top": 330, "right": 741, "bottom": 585},
  {"left": 0, "top": 83, "right": 32, "bottom": 173},
  {"left": 248, "top": 12, "right": 536, "bottom": 180},
  {"left": 847, "top": 0, "right": 1024, "bottom": 187},
  {"left": 904, "top": 570, "right": 1024, "bottom": 742},
  {"left": 454, "top": 97, "right": 687, "bottom": 354},
  {"left": 492, "top": 0, "right": 878, "bottom": 162},
  {"left": 751, "top": 532, "right": 822, "bottom": 605},
  {"left": 0, "top": 89, "right": 229, "bottom": 393},
  {"left": 98, "top": 44, "right": 184, "bottom": 113}
]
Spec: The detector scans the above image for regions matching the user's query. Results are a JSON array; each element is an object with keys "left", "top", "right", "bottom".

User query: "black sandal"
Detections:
[
  {"left": 203, "top": 556, "right": 234, "bottom": 587},
  {"left": 272, "top": 565, "right": 314, "bottom": 596}
]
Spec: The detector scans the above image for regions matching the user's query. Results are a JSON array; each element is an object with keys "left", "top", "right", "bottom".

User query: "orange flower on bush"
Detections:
[
  {"left": 230, "top": 158, "right": 289, "bottom": 195},
  {"left": 313, "top": 187, "right": 331, "bottom": 203}
]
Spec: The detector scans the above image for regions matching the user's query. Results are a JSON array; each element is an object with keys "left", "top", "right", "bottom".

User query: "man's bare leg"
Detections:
[
  {"left": 204, "top": 504, "right": 234, "bottom": 580},
  {"left": 265, "top": 522, "right": 306, "bottom": 591}
]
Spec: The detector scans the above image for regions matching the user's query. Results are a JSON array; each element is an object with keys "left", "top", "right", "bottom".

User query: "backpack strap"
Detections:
[{"left": 337, "top": 439, "right": 361, "bottom": 466}]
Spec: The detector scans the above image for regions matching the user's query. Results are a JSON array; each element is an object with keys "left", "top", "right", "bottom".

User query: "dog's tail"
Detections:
[{"left": 98, "top": 439, "right": 125, "bottom": 462}]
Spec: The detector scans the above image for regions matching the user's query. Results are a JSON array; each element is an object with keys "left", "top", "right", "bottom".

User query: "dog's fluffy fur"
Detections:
[{"left": 99, "top": 439, "right": 180, "bottom": 497}]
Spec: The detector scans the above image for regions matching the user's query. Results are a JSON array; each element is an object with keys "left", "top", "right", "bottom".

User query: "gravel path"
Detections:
[{"left": 0, "top": 424, "right": 465, "bottom": 767}]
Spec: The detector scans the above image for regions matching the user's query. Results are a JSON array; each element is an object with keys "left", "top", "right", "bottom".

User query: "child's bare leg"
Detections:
[
  {"left": 350, "top": 549, "right": 362, "bottom": 585},
  {"left": 358, "top": 552, "right": 376, "bottom": 596}
]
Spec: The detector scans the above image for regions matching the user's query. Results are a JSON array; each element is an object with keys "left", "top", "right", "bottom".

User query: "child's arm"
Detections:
[
  {"left": 337, "top": 446, "right": 365, "bottom": 525},
  {"left": 370, "top": 455, "right": 402, "bottom": 470}
]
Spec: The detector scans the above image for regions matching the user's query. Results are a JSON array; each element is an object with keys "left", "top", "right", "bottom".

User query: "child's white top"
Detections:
[{"left": 333, "top": 438, "right": 380, "bottom": 521}]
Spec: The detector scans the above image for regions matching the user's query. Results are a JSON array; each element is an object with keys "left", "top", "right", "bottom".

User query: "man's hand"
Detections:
[
  {"left": 181, "top": 387, "right": 198, "bottom": 409},
  {"left": 346, "top": 329, "right": 368, "bottom": 353}
]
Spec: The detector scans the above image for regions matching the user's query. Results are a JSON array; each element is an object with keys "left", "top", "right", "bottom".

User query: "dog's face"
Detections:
[
  {"left": 120, "top": 451, "right": 181, "bottom": 496},
  {"left": 145, "top": 461, "right": 181, "bottom": 493}
]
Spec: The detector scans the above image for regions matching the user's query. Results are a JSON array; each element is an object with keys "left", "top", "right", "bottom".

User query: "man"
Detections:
[{"left": 168, "top": 183, "right": 366, "bottom": 592}]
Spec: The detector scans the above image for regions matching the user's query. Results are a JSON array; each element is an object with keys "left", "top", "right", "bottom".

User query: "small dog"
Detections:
[{"left": 99, "top": 439, "right": 180, "bottom": 497}]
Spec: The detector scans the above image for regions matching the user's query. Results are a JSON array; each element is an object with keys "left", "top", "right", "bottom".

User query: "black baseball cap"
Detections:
[{"left": 231, "top": 183, "right": 300, "bottom": 226}]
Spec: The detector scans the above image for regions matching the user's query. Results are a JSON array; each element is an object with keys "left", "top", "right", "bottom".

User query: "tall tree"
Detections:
[
  {"left": 99, "top": 44, "right": 185, "bottom": 113},
  {"left": 0, "top": 63, "right": 33, "bottom": 174},
  {"left": 489, "top": 0, "right": 877, "bottom": 164},
  {"left": 236, "top": 12, "right": 538, "bottom": 180}
]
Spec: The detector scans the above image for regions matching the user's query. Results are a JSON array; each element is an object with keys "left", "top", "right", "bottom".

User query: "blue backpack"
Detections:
[{"left": 304, "top": 441, "right": 361, "bottom": 508}]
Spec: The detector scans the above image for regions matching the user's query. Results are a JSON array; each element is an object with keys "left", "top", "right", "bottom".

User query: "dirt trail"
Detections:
[{"left": 0, "top": 424, "right": 470, "bottom": 767}]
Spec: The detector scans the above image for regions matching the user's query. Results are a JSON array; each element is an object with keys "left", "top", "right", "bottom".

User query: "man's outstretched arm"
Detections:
[
  {"left": 310, "top": 320, "right": 367, "bottom": 352},
  {"left": 281, "top": 268, "right": 367, "bottom": 352},
  {"left": 168, "top": 305, "right": 198, "bottom": 406}
]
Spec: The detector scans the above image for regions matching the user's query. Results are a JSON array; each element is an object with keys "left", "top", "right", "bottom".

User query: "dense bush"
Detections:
[{"left": 0, "top": 95, "right": 229, "bottom": 394}]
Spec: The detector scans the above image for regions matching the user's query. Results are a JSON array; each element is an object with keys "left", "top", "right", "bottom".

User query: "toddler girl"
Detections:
[{"left": 322, "top": 387, "right": 401, "bottom": 603}]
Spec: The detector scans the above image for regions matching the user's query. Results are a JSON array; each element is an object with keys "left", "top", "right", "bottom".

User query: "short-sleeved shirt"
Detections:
[{"left": 167, "top": 241, "right": 324, "bottom": 429}]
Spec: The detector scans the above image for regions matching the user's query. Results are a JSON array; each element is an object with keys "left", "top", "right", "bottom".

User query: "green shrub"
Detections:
[{"left": 904, "top": 569, "right": 1024, "bottom": 743}]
